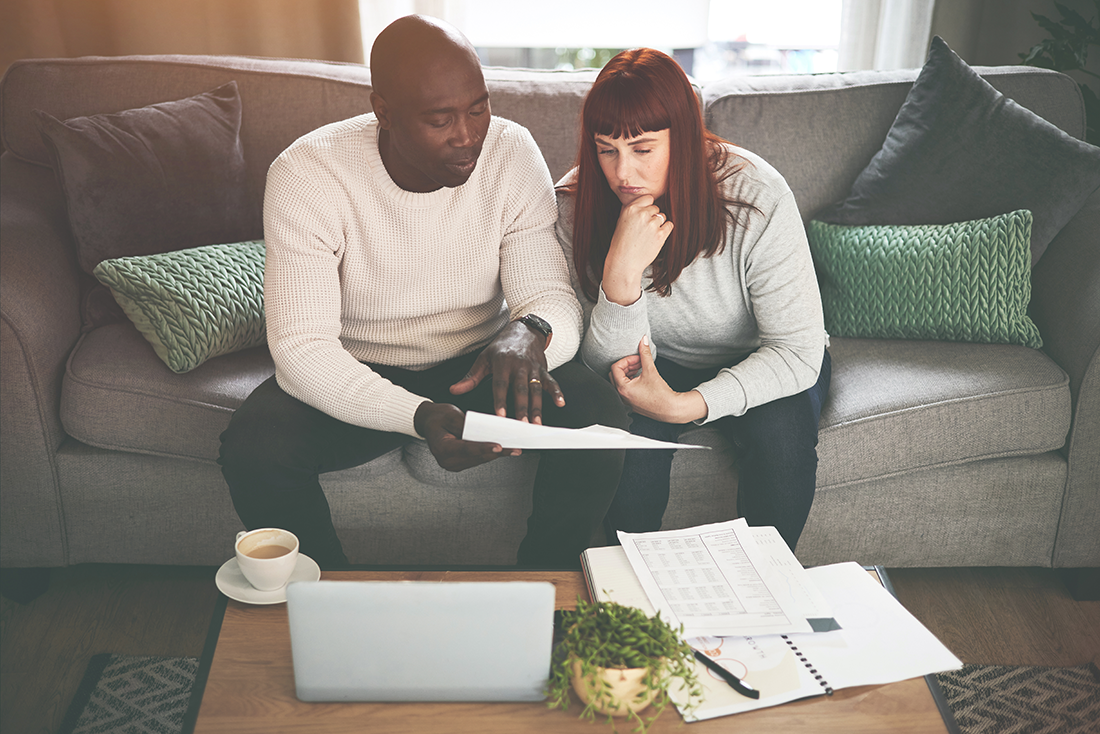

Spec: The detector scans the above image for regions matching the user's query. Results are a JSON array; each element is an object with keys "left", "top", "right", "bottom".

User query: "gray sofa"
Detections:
[{"left": 2, "top": 54, "right": 1097, "bottom": 572}]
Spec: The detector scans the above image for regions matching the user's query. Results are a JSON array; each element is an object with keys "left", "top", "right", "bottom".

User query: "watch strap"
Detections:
[{"left": 517, "top": 313, "right": 552, "bottom": 346}]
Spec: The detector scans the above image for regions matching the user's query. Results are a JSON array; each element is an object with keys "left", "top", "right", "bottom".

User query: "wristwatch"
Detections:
[{"left": 517, "top": 313, "right": 553, "bottom": 347}]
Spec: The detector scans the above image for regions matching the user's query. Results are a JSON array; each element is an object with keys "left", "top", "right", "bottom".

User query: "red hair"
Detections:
[{"left": 563, "top": 48, "right": 752, "bottom": 299}]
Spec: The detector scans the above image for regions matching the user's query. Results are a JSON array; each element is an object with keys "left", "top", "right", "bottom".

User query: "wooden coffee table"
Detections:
[{"left": 182, "top": 567, "right": 960, "bottom": 733}]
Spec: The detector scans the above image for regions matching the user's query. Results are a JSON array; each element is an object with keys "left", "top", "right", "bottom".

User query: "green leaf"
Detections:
[
  {"left": 1054, "top": 2, "right": 1100, "bottom": 43},
  {"left": 1021, "top": 2, "right": 1099, "bottom": 73},
  {"left": 546, "top": 597, "right": 703, "bottom": 733}
]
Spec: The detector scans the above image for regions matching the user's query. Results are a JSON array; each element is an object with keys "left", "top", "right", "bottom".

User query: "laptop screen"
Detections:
[{"left": 286, "top": 580, "right": 556, "bottom": 702}]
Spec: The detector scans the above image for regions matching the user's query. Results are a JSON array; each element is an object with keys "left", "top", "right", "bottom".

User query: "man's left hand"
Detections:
[{"left": 450, "top": 320, "right": 565, "bottom": 423}]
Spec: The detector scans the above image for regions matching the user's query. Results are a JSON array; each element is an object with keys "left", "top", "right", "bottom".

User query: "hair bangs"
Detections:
[
  {"left": 568, "top": 47, "right": 757, "bottom": 301},
  {"left": 583, "top": 73, "right": 670, "bottom": 141}
]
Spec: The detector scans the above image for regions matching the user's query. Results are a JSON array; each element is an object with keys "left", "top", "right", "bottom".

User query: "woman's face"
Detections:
[{"left": 594, "top": 129, "right": 671, "bottom": 206}]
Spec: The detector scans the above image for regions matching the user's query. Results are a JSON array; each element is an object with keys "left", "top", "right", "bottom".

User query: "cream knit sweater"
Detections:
[{"left": 264, "top": 114, "right": 582, "bottom": 437}]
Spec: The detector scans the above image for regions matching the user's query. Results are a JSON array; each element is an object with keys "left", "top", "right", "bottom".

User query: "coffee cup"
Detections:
[{"left": 235, "top": 528, "right": 300, "bottom": 591}]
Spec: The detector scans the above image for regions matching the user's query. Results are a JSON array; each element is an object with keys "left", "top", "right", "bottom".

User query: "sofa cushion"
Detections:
[
  {"left": 816, "top": 36, "right": 1100, "bottom": 266},
  {"left": 817, "top": 337, "right": 1070, "bottom": 488},
  {"left": 59, "top": 323, "right": 406, "bottom": 478},
  {"left": 32, "top": 81, "right": 255, "bottom": 332},
  {"left": 700, "top": 67, "right": 1085, "bottom": 226},
  {"left": 808, "top": 210, "right": 1041, "bottom": 348},
  {"left": 33, "top": 81, "right": 251, "bottom": 275},
  {"left": 61, "top": 323, "right": 273, "bottom": 461},
  {"left": 93, "top": 241, "right": 267, "bottom": 374}
]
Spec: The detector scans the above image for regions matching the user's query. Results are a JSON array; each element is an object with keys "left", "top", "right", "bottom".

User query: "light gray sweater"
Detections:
[{"left": 556, "top": 145, "right": 826, "bottom": 423}]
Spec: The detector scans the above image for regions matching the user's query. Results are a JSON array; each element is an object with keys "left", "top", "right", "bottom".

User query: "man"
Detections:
[{"left": 218, "top": 15, "right": 627, "bottom": 568}]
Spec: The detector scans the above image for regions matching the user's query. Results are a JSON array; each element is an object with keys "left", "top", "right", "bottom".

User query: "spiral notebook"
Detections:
[{"left": 582, "top": 549, "right": 962, "bottom": 720}]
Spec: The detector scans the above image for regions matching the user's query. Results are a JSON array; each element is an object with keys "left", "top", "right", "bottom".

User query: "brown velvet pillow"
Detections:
[{"left": 34, "top": 81, "right": 252, "bottom": 329}]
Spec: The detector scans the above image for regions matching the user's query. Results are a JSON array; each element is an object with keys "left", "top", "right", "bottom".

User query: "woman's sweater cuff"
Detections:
[
  {"left": 590, "top": 286, "right": 650, "bottom": 343},
  {"left": 694, "top": 378, "right": 748, "bottom": 424}
]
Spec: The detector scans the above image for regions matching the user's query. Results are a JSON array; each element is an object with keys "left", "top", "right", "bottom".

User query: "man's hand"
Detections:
[
  {"left": 610, "top": 336, "right": 707, "bottom": 424},
  {"left": 413, "top": 402, "right": 519, "bottom": 472},
  {"left": 449, "top": 320, "right": 565, "bottom": 423}
]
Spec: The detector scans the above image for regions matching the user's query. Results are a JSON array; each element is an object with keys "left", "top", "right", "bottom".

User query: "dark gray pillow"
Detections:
[
  {"left": 817, "top": 36, "right": 1100, "bottom": 266},
  {"left": 34, "top": 81, "right": 253, "bottom": 326}
]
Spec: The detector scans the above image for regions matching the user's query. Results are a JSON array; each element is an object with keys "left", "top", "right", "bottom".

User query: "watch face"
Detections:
[{"left": 522, "top": 314, "right": 552, "bottom": 336}]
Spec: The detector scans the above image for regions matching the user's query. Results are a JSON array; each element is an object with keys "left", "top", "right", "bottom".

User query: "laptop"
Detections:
[{"left": 285, "top": 580, "right": 556, "bottom": 702}]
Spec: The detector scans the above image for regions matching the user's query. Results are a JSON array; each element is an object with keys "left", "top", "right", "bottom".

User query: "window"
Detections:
[{"left": 361, "top": 1, "right": 842, "bottom": 79}]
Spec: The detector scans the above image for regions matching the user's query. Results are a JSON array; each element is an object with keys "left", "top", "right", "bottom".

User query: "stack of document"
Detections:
[{"left": 581, "top": 519, "right": 963, "bottom": 721}]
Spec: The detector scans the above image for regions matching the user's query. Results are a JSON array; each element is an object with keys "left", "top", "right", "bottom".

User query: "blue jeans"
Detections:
[{"left": 604, "top": 349, "right": 831, "bottom": 551}]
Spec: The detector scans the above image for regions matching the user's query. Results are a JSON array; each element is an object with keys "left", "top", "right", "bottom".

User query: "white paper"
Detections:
[
  {"left": 781, "top": 563, "right": 963, "bottom": 690},
  {"left": 460, "top": 411, "right": 709, "bottom": 450},
  {"left": 675, "top": 562, "right": 963, "bottom": 721},
  {"left": 618, "top": 519, "right": 814, "bottom": 637},
  {"left": 746, "top": 526, "right": 833, "bottom": 622},
  {"left": 583, "top": 528, "right": 832, "bottom": 624},
  {"left": 581, "top": 545, "right": 657, "bottom": 612}
]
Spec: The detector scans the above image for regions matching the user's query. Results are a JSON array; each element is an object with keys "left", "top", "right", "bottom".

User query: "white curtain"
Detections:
[
  {"left": 837, "top": 0, "right": 936, "bottom": 70},
  {"left": 360, "top": 0, "right": 710, "bottom": 53}
]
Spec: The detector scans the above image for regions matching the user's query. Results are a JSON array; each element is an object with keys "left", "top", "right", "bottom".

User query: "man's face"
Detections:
[{"left": 376, "top": 53, "right": 491, "bottom": 193}]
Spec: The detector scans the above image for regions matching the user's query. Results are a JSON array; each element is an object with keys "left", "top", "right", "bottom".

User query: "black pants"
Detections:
[
  {"left": 218, "top": 352, "right": 627, "bottom": 568},
  {"left": 605, "top": 349, "right": 832, "bottom": 551}
]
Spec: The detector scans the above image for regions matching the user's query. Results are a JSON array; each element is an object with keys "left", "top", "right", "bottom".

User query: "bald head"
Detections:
[
  {"left": 368, "top": 15, "right": 491, "bottom": 193},
  {"left": 370, "top": 15, "right": 480, "bottom": 103}
]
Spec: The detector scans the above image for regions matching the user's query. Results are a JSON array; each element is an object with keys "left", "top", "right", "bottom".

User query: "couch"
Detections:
[{"left": 2, "top": 53, "right": 1097, "bottom": 572}]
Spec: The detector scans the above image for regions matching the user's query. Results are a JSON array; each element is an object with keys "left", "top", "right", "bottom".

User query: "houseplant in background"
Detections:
[
  {"left": 1019, "top": 0, "right": 1100, "bottom": 144},
  {"left": 547, "top": 598, "right": 703, "bottom": 732}
]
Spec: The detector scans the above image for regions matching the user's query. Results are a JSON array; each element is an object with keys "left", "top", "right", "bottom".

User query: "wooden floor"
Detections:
[{"left": 1, "top": 565, "right": 1098, "bottom": 734}]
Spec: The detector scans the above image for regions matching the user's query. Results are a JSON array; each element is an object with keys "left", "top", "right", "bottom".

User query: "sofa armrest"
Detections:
[
  {"left": 1030, "top": 189, "right": 1100, "bottom": 567},
  {"left": 0, "top": 153, "right": 81, "bottom": 567}
]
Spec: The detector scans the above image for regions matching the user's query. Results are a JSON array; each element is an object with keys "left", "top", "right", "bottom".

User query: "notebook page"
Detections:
[
  {"left": 782, "top": 562, "right": 963, "bottom": 689},
  {"left": 673, "top": 562, "right": 962, "bottom": 722}
]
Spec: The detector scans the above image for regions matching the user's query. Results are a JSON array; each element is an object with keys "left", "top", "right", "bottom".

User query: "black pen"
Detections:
[{"left": 693, "top": 650, "right": 761, "bottom": 699}]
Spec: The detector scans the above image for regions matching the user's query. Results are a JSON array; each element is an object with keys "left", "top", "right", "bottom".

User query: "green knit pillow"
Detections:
[
  {"left": 808, "top": 211, "right": 1042, "bottom": 348},
  {"left": 93, "top": 241, "right": 267, "bottom": 373}
]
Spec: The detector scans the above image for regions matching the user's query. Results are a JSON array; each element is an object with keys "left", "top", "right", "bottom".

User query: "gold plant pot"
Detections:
[{"left": 570, "top": 659, "right": 659, "bottom": 717}]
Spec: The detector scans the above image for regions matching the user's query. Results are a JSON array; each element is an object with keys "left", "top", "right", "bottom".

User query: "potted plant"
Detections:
[
  {"left": 547, "top": 598, "right": 703, "bottom": 732},
  {"left": 1018, "top": 0, "right": 1100, "bottom": 144}
]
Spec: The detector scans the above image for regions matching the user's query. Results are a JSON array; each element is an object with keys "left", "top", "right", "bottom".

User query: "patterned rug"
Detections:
[
  {"left": 935, "top": 663, "right": 1100, "bottom": 734},
  {"left": 59, "top": 654, "right": 199, "bottom": 734},
  {"left": 59, "top": 655, "right": 1100, "bottom": 734}
]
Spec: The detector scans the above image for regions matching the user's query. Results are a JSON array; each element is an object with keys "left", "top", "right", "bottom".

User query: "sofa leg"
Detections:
[
  {"left": 1058, "top": 567, "right": 1100, "bottom": 602},
  {"left": 0, "top": 567, "right": 51, "bottom": 604}
]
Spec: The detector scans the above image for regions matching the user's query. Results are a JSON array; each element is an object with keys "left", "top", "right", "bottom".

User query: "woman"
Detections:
[{"left": 556, "top": 48, "right": 830, "bottom": 551}]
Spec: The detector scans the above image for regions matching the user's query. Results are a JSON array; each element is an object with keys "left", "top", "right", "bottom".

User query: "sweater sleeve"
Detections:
[
  {"left": 263, "top": 154, "right": 427, "bottom": 437},
  {"left": 498, "top": 127, "right": 583, "bottom": 369},
  {"left": 694, "top": 189, "right": 825, "bottom": 422},
  {"left": 555, "top": 185, "right": 656, "bottom": 380}
]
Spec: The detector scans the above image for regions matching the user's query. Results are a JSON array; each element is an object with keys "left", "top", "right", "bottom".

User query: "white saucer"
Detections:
[{"left": 215, "top": 553, "right": 321, "bottom": 605}]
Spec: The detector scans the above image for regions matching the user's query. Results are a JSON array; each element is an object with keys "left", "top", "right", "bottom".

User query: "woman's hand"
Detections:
[
  {"left": 602, "top": 195, "right": 673, "bottom": 306},
  {"left": 610, "top": 336, "right": 708, "bottom": 424}
]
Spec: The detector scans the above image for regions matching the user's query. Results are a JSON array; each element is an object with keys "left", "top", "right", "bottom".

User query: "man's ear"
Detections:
[{"left": 370, "top": 92, "right": 390, "bottom": 130}]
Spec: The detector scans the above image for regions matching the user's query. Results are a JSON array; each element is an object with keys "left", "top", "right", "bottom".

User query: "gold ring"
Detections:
[{"left": 529, "top": 378, "right": 541, "bottom": 385}]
